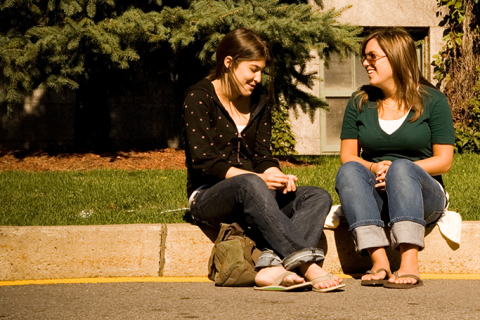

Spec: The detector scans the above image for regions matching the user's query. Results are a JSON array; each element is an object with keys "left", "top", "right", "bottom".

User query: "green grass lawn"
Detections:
[
  {"left": 1, "top": 154, "right": 478, "bottom": 226},
  {"left": 0, "top": 170, "right": 189, "bottom": 225}
]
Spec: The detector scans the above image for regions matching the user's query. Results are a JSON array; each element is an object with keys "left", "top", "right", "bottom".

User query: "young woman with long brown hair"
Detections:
[
  {"left": 335, "top": 28, "right": 455, "bottom": 288},
  {"left": 183, "top": 27, "right": 344, "bottom": 292}
]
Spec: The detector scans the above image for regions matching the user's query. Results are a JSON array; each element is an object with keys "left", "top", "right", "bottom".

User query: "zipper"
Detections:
[{"left": 237, "top": 131, "right": 241, "bottom": 163}]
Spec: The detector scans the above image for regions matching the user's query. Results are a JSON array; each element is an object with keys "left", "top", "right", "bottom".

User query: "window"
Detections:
[{"left": 320, "top": 54, "right": 369, "bottom": 153}]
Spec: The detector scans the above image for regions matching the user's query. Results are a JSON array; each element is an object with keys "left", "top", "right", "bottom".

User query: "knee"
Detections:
[
  {"left": 386, "top": 159, "right": 415, "bottom": 180},
  {"left": 302, "top": 187, "right": 332, "bottom": 207},
  {"left": 336, "top": 161, "right": 367, "bottom": 188}
]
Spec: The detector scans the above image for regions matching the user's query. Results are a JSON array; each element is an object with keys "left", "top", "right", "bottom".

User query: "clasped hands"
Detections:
[
  {"left": 259, "top": 168, "right": 297, "bottom": 194},
  {"left": 371, "top": 160, "right": 392, "bottom": 191}
]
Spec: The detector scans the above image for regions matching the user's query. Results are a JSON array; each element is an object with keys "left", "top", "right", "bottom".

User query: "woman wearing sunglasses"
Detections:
[{"left": 335, "top": 28, "right": 454, "bottom": 289}]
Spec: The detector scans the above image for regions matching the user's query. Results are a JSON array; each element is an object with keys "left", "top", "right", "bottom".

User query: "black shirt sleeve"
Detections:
[{"left": 183, "top": 90, "right": 232, "bottom": 181}]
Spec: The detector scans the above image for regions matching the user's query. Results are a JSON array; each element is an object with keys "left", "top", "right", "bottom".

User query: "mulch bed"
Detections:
[{"left": 0, "top": 148, "right": 307, "bottom": 172}]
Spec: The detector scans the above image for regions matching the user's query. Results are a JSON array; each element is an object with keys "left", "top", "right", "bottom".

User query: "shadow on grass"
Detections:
[{"left": 276, "top": 154, "right": 339, "bottom": 166}]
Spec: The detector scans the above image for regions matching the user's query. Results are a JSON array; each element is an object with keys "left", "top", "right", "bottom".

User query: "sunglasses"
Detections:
[{"left": 362, "top": 53, "right": 387, "bottom": 64}]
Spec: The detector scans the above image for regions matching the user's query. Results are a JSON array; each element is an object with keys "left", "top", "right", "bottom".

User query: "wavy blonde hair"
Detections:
[{"left": 356, "top": 28, "right": 435, "bottom": 121}]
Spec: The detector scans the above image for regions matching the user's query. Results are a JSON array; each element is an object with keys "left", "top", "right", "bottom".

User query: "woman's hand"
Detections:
[
  {"left": 259, "top": 171, "right": 289, "bottom": 190},
  {"left": 282, "top": 174, "right": 298, "bottom": 194},
  {"left": 371, "top": 160, "right": 392, "bottom": 191},
  {"left": 260, "top": 168, "right": 298, "bottom": 193}
]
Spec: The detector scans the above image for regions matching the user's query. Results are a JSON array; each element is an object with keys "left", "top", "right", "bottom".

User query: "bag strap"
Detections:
[
  {"left": 215, "top": 223, "right": 234, "bottom": 244},
  {"left": 208, "top": 223, "right": 232, "bottom": 280}
]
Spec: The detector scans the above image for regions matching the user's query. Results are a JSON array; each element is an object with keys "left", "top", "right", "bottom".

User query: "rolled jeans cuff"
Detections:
[
  {"left": 283, "top": 248, "right": 325, "bottom": 271},
  {"left": 351, "top": 225, "right": 390, "bottom": 255},
  {"left": 255, "top": 249, "right": 283, "bottom": 270},
  {"left": 390, "top": 221, "right": 425, "bottom": 251}
]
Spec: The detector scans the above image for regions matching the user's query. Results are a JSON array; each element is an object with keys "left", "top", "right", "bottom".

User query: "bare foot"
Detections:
[
  {"left": 363, "top": 247, "right": 390, "bottom": 281},
  {"left": 389, "top": 244, "right": 420, "bottom": 285},
  {"left": 255, "top": 266, "right": 305, "bottom": 287},
  {"left": 299, "top": 263, "right": 342, "bottom": 290},
  {"left": 389, "top": 270, "right": 421, "bottom": 285},
  {"left": 361, "top": 264, "right": 391, "bottom": 281}
]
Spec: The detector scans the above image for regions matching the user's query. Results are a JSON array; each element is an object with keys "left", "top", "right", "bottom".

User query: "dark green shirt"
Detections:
[{"left": 341, "top": 86, "right": 455, "bottom": 184}]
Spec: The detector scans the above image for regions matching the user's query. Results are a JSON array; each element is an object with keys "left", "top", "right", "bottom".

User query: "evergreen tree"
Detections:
[{"left": 0, "top": 0, "right": 361, "bottom": 149}]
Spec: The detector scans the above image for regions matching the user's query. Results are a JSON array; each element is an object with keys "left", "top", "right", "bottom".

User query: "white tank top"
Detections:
[{"left": 378, "top": 112, "right": 409, "bottom": 135}]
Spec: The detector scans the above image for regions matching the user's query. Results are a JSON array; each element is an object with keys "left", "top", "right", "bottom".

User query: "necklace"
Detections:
[{"left": 382, "top": 100, "right": 400, "bottom": 114}]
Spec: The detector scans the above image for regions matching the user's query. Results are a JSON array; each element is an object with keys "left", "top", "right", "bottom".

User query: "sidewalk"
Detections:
[{"left": 1, "top": 222, "right": 479, "bottom": 281}]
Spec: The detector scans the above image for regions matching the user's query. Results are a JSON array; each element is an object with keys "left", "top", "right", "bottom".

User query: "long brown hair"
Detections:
[
  {"left": 356, "top": 28, "right": 435, "bottom": 121},
  {"left": 207, "top": 27, "right": 274, "bottom": 103}
]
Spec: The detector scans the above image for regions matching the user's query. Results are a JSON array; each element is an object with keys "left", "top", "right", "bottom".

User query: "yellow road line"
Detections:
[
  {"left": 340, "top": 274, "right": 480, "bottom": 280},
  {"left": 421, "top": 274, "right": 480, "bottom": 280},
  {"left": 0, "top": 277, "right": 212, "bottom": 286},
  {"left": 1, "top": 274, "right": 479, "bottom": 286}
]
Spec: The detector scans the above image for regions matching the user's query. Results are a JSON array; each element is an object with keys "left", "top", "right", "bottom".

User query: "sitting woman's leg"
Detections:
[
  {"left": 335, "top": 161, "right": 391, "bottom": 282},
  {"left": 257, "top": 186, "right": 344, "bottom": 290},
  {"left": 191, "top": 175, "right": 322, "bottom": 257},
  {"left": 190, "top": 174, "right": 338, "bottom": 289},
  {"left": 191, "top": 174, "right": 305, "bottom": 286},
  {"left": 384, "top": 159, "right": 446, "bottom": 285}
]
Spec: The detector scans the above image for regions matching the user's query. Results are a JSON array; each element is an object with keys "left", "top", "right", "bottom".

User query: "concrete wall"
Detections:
[
  {"left": 1, "top": 222, "right": 478, "bottom": 281},
  {"left": 321, "top": 0, "right": 445, "bottom": 27}
]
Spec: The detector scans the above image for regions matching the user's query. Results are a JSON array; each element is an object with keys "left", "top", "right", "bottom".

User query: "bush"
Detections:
[
  {"left": 433, "top": 0, "right": 480, "bottom": 153},
  {"left": 271, "top": 98, "right": 297, "bottom": 156}
]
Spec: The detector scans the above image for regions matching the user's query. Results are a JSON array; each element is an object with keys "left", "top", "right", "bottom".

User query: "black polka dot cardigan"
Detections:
[{"left": 182, "top": 78, "right": 280, "bottom": 198}]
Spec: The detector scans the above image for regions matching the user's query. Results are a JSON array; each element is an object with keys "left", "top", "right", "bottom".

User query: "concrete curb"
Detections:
[{"left": 1, "top": 222, "right": 479, "bottom": 281}]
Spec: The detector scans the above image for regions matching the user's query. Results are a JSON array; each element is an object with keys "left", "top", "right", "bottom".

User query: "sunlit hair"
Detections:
[
  {"left": 356, "top": 28, "right": 435, "bottom": 121},
  {"left": 207, "top": 27, "right": 274, "bottom": 102}
]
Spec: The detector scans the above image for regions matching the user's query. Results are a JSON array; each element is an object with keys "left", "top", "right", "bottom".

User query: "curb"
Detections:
[{"left": 1, "top": 222, "right": 479, "bottom": 281}]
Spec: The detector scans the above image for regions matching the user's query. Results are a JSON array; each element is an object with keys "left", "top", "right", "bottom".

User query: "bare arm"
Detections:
[
  {"left": 224, "top": 166, "right": 296, "bottom": 193},
  {"left": 414, "top": 144, "right": 454, "bottom": 176},
  {"left": 340, "top": 139, "right": 391, "bottom": 190},
  {"left": 340, "top": 139, "right": 391, "bottom": 174}
]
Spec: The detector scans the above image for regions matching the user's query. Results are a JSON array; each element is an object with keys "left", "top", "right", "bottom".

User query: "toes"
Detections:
[
  {"left": 391, "top": 277, "right": 418, "bottom": 285},
  {"left": 314, "top": 279, "right": 340, "bottom": 289},
  {"left": 283, "top": 274, "right": 304, "bottom": 286}
]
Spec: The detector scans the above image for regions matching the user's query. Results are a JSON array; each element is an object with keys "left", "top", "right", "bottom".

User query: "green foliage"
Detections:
[
  {"left": 433, "top": 0, "right": 480, "bottom": 153},
  {"left": 0, "top": 0, "right": 362, "bottom": 116},
  {"left": 455, "top": 67, "right": 480, "bottom": 152},
  {"left": 271, "top": 98, "right": 297, "bottom": 156}
]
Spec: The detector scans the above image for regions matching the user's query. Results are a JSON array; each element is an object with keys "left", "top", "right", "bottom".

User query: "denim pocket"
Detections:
[{"left": 425, "top": 210, "right": 444, "bottom": 227}]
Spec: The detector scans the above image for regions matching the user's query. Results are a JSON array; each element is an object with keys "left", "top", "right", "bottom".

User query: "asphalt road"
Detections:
[{"left": 1, "top": 279, "right": 480, "bottom": 319}]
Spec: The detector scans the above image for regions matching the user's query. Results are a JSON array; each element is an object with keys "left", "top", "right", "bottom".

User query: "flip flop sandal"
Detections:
[
  {"left": 383, "top": 271, "right": 424, "bottom": 289},
  {"left": 254, "top": 271, "right": 312, "bottom": 291},
  {"left": 311, "top": 272, "right": 346, "bottom": 293},
  {"left": 361, "top": 268, "right": 391, "bottom": 286}
]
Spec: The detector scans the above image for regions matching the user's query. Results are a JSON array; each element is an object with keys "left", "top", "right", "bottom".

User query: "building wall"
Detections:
[{"left": 292, "top": 0, "right": 447, "bottom": 155}]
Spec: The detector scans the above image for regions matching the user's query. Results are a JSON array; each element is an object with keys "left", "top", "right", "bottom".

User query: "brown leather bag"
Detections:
[{"left": 208, "top": 223, "right": 262, "bottom": 287}]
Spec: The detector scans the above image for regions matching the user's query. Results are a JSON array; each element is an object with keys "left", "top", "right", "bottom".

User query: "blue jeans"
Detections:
[
  {"left": 190, "top": 174, "right": 332, "bottom": 270},
  {"left": 335, "top": 160, "right": 446, "bottom": 254}
]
